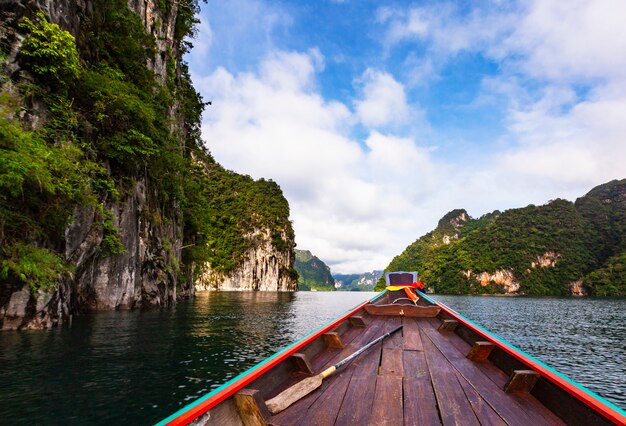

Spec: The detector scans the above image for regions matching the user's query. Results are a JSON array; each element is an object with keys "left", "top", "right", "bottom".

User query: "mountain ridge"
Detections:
[{"left": 377, "top": 179, "right": 626, "bottom": 296}]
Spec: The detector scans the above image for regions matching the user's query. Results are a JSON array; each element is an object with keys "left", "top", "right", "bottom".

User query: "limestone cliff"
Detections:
[
  {"left": 196, "top": 229, "right": 296, "bottom": 291},
  {"left": 334, "top": 271, "right": 383, "bottom": 291},
  {"left": 294, "top": 249, "right": 334, "bottom": 291},
  {"left": 0, "top": 0, "right": 296, "bottom": 330},
  {"left": 0, "top": 0, "right": 185, "bottom": 329}
]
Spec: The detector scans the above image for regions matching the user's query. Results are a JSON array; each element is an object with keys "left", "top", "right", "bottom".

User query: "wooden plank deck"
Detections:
[{"left": 269, "top": 315, "right": 566, "bottom": 426}]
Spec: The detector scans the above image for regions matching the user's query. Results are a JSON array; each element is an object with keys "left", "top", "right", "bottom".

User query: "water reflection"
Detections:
[
  {"left": 435, "top": 296, "right": 626, "bottom": 408},
  {"left": 0, "top": 292, "right": 623, "bottom": 425},
  {"left": 0, "top": 291, "right": 372, "bottom": 425}
]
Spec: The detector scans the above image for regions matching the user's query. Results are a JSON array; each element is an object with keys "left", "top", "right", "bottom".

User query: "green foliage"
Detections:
[
  {"left": 284, "top": 266, "right": 299, "bottom": 282},
  {"left": 88, "top": 0, "right": 156, "bottom": 90},
  {"left": 380, "top": 182, "right": 626, "bottom": 296},
  {"left": 100, "top": 209, "right": 125, "bottom": 256},
  {"left": 174, "top": 1, "right": 207, "bottom": 51},
  {"left": 294, "top": 249, "right": 334, "bottom": 291},
  {"left": 2, "top": 2, "right": 295, "bottom": 296},
  {"left": 1, "top": 244, "right": 72, "bottom": 292},
  {"left": 584, "top": 251, "right": 626, "bottom": 296},
  {"left": 0, "top": 110, "right": 92, "bottom": 242},
  {"left": 19, "top": 13, "right": 81, "bottom": 89},
  {"left": 182, "top": 155, "right": 295, "bottom": 277}
]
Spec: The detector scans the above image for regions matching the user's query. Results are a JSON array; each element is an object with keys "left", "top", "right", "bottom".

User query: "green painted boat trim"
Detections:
[
  {"left": 421, "top": 293, "right": 626, "bottom": 417},
  {"left": 156, "top": 291, "right": 386, "bottom": 425}
]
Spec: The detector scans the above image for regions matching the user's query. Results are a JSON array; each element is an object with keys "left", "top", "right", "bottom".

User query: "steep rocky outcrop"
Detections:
[
  {"left": 464, "top": 269, "right": 520, "bottom": 294},
  {"left": 379, "top": 179, "right": 626, "bottom": 296},
  {"left": 0, "top": 1, "right": 296, "bottom": 330},
  {"left": 0, "top": 0, "right": 185, "bottom": 329},
  {"left": 66, "top": 181, "right": 180, "bottom": 311},
  {"left": 294, "top": 249, "right": 334, "bottom": 291},
  {"left": 196, "top": 229, "right": 296, "bottom": 291}
]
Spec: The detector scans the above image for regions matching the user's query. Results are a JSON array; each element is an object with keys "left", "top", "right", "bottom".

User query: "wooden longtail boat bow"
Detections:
[{"left": 266, "top": 325, "right": 403, "bottom": 414}]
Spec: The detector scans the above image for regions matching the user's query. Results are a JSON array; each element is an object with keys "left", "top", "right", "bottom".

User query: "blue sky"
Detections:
[{"left": 187, "top": 0, "right": 626, "bottom": 273}]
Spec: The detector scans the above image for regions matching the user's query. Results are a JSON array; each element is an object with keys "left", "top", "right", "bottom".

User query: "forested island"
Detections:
[
  {"left": 377, "top": 179, "right": 626, "bottom": 296},
  {"left": 0, "top": 0, "right": 296, "bottom": 330}
]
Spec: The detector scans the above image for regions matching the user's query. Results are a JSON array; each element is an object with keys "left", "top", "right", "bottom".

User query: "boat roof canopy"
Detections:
[{"left": 385, "top": 271, "right": 417, "bottom": 286}]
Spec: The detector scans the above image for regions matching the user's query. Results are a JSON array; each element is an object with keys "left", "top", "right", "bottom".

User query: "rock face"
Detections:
[
  {"left": 293, "top": 249, "right": 334, "bottom": 291},
  {"left": 569, "top": 280, "right": 589, "bottom": 296},
  {"left": 334, "top": 271, "right": 383, "bottom": 291},
  {"left": 67, "top": 181, "right": 181, "bottom": 311},
  {"left": 531, "top": 251, "right": 561, "bottom": 269},
  {"left": 0, "top": 0, "right": 184, "bottom": 329},
  {"left": 196, "top": 229, "right": 297, "bottom": 291},
  {"left": 1, "top": 1, "right": 295, "bottom": 330},
  {"left": 465, "top": 269, "right": 520, "bottom": 294}
]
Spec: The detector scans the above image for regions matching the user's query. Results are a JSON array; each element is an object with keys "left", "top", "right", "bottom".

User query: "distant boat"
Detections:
[{"left": 158, "top": 272, "right": 626, "bottom": 425}]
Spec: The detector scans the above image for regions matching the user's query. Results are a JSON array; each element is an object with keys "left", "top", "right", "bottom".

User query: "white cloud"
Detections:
[
  {"left": 498, "top": 91, "right": 626, "bottom": 187},
  {"left": 354, "top": 69, "right": 411, "bottom": 128},
  {"left": 379, "top": 3, "right": 513, "bottom": 57},
  {"left": 189, "top": 0, "right": 626, "bottom": 274},
  {"left": 195, "top": 50, "right": 445, "bottom": 273},
  {"left": 378, "top": 0, "right": 626, "bottom": 201},
  {"left": 503, "top": 0, "right": 626, "bottom": 82}
]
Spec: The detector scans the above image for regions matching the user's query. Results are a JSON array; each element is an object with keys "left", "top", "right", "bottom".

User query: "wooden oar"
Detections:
[{"left": 265, "top": 325, "right": 403, "bottom": 414}]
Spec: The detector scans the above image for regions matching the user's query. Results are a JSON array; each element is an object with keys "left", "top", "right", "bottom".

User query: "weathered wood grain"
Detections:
[
  {"left": 402, "top": 349, "right": 429, "bottom": 379},
  {"left": 504, "top": 370, "right": 540, "bottom": 394},
  {"left": 421, "top": 319, "right": 553, "bottom": 426},
  {"left": 334, "top": 375, "right": 377, "bottom": 426},
  {"left": 422, "top": 335, "right": 480, "bottom": 426},
  {"left": 269, "top": 316, "right": 387, "bottom": 425},
  {"left": 467, "top": 341, "right": 495, "bottom": 362},
  {"left": 455, "top": 371, "right": 507, "bottom": 426},
  {"left": 383, "top": 316, "right": 403, "bottom": 349},
  {"left": 438, "top": 319, "right": 458, "bottom": 332},
  {"left": 402, "top": 317, "right": 423, "bottom": 351},
  {"left": 233, "top": 389, "right": 270, "bottom": 426},
  {"left": 290, "top": 353, "right": 314, "bottom": 374},
  {"left": 365, "top": 304, "right": 441, "bottom": 317},
  {"left": 403, "top": 376, "right": 441, "bottom": 426},
  {"left": 323, "top": 332, "right": 344, "bottom": 349},
  {"left": 380, "top": 347, "right": 404, "bottom": 376},
  {"left": 368, "top": 375, "right": 403, "bottom": 426}
]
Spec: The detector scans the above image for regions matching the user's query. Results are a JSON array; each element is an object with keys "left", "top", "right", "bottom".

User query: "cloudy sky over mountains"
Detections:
[{"left": 187, "top": 0, "right": 626, "bottom": 273}]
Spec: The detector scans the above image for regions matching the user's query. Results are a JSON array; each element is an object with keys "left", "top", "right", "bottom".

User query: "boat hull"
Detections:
[{"left": 159, "top": 291, "right": 626, "bottom": 426}]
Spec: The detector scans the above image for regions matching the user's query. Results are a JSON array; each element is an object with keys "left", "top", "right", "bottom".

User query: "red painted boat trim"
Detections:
[
  {"left": 165, "top": 299, "right": 371, "bottom": 426},
  {"left": 435, "top": 301, "right": 626, "bottom": 425}
]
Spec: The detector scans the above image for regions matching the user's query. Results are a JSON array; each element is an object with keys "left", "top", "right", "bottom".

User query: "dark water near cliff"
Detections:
[{"left": 0, "top": 292, "right": 624, "bottom": 425}]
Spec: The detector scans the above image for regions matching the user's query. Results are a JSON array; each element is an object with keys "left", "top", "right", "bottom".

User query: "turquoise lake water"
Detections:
[{"left": 0, "top": 292, "right": 624, "bottom": 424}]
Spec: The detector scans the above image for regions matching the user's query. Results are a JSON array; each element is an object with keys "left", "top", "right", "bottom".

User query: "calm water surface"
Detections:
[{"left": 0, "top": 292, "right": 624, "bottom": 424}]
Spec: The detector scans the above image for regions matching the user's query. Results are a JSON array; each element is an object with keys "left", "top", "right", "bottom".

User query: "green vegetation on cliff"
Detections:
[
  {"left": 0, "top": 2, "right": 294, "bottom": 293},
  {"left": 294, "top": 250, "right": 334, "bottom": 291},
  {"left": 183, "top": 158, "right": 295, "bottom": 277},
  {"left": 377, "top": 180, "right": 626, "bottom": 296}
]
